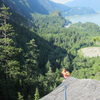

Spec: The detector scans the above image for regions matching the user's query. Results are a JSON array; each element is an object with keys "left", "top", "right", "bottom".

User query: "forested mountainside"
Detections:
[
  {"left": 0, "top": 1, "right": 100, "bottom": 100},
  {"left": 2, "top": 0, "right": 70, "bottom": 17},
  {"left": 3, "top": 0, "right": 95, "bottom": 18}
]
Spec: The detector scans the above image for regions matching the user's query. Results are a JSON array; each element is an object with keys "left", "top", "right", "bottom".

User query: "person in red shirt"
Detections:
[{"left": 61, "top": 68, "right": 70, "bottom": 79}]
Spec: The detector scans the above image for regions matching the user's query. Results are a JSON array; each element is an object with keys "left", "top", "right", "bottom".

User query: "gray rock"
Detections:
[{"left": 40, "top": 77, "right": 100, "bottom": 100}]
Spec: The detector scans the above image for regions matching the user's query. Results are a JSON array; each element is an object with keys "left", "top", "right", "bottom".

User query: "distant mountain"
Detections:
[
  {"left": 3, "top": 0, "right": 96, "bottom": 18},
  {"left": 66, "top": 7, "right": 96, "bottom": 16},
  {"left": 39, "top": 0, "right": 96, "bottom": 16},
  {"left": 66, "top": 0, "right": 100, "bottom": 11},
  {"left": 3, "top": 0, "right": 49, "bottom": 17},
  {"left": 3, "top": 0, "right": 70, "bottom": 17},
  {"left": 38, "top": 0, "right": 70, "bottom": 13}
]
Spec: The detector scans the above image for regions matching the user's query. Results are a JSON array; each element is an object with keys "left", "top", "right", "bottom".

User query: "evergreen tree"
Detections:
[
  {"left": 45, "top": 60, "right": 51, "bottom": 73},
  {"left": 20, "top": 39, "right": 39, "bottom": 100},
  {"left": 0, "top": 4, "right": 21, "bottom": 79},
  {"left": 34, "top": 88, "right": 39, "bottom": 100},
  {"left": 25, "top": 39, "right": 39, "bottom": 77},
  {"left": 61, "top": 56, "right": 70, "bottom": 70},
  {"left": 18, "top": 92, "right": 24, "bottom": 100},
  {"left": 45, "top": 61, "right": 56, "bottom": 91},
  {"left": 0, "top": 4, "right": 22, "bottom": 100}
]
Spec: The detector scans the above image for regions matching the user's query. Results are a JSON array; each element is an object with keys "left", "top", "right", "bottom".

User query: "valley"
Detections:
[{"left": 0, "top": 0, "right": 100, "bottom": 100}]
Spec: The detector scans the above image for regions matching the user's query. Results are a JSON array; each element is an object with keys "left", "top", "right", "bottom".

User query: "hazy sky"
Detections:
[
  {"left": 50, "top": 0, "right": 74, "bottom": 4},
  {"left": 49, "top": 0, "right": 100, "bottom": 11}
]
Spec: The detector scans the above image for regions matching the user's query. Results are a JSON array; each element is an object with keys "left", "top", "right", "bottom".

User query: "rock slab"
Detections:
[{"left": 40, "top": 77, "right": 100, "bottom": 100}]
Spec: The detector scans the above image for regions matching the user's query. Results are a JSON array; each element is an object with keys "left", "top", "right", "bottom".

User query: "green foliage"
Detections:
[
  {"left": 18, "top": 92, "right": 24, "bottom": 100},
  {"left": 0, "top": 2, "right": 100, "bottom": 100},
  {"left": 25, "top": 39, "right": 39, "bottom": 76},
  {"left": 0, "top": 4, "right": 22, "bottom": 100},
  {"left": 71, "top": 68, "right": 95, "bottom": 79},
  {"left": 45, "top": 60, "right": 51, "bottom": 73},
  {"left": 61, "top": 56, "right": 70, "bottom": 70},
  {"left": 71, "top": 57, "right": 100, "bottom": 79},
  {"left": 34, "top": 88, "right": 39, "bottom": 100}
]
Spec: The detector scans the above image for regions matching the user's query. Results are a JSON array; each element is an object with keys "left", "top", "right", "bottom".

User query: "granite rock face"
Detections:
[{"left": 40, "top": 77, "right": 100, "bottom": 100}]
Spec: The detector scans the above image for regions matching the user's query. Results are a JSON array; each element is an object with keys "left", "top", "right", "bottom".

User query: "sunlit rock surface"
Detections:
[
  {"left": 79, "top": 47, "right": 100, "bottom": 58},
  {"left": 40, "top": 77, "right": 100, "bottom": 100}
]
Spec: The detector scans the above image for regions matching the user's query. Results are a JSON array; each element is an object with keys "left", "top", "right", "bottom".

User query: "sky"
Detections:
[
  {"left": 49, "top": 0, "right": 100, "bottom": 11},
  {"left": 50, "top": 0, "right": 74, "bottom": 4}
]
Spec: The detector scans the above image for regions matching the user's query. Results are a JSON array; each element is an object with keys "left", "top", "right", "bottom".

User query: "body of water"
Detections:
[{"left": 66, "top": 13, "right": 100, "bottom": 26}]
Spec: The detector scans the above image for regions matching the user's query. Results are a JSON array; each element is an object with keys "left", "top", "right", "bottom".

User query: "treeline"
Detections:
[
  {"left": 0, "top": 3, "right": 100, "bottom": 100},
  {"left": 0, "top": 4, "right": 63, "bottom": 100}
]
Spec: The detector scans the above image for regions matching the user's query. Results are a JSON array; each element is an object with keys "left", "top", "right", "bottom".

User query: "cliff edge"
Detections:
[{"left": 40, "top": 77, "right": 100, "bottom": 100}]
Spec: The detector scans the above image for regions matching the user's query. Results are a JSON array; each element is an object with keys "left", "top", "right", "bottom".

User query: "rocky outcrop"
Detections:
[
  {"left": 79, "top": 47, "right": 100, "bottom": 58},
  {"left": 40, "top": 77, "right": 100, "bottom": 100}
]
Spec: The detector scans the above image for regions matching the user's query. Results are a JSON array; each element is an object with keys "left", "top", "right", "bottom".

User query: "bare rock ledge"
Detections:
[{"left": 40, "top": 77, "right": 100, "bottom": 100}]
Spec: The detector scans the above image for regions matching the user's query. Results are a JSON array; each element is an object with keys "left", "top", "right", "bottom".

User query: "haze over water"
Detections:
[{"left": 66, "top": 13, "right": 100, "bottom": 26}]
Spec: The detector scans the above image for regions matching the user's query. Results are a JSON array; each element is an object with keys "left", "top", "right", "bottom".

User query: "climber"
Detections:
[{"left": 61, "top": 68, "right": 70, "bottom": 79}]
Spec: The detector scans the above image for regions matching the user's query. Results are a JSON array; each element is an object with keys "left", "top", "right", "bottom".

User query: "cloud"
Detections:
[{"left": 50, "top": 0, "right": 74, "bottom": 4}]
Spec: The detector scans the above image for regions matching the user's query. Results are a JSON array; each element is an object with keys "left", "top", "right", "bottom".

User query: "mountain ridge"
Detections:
[{"left": 3, "top": 0, "right": 96, "bottom": 18}]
